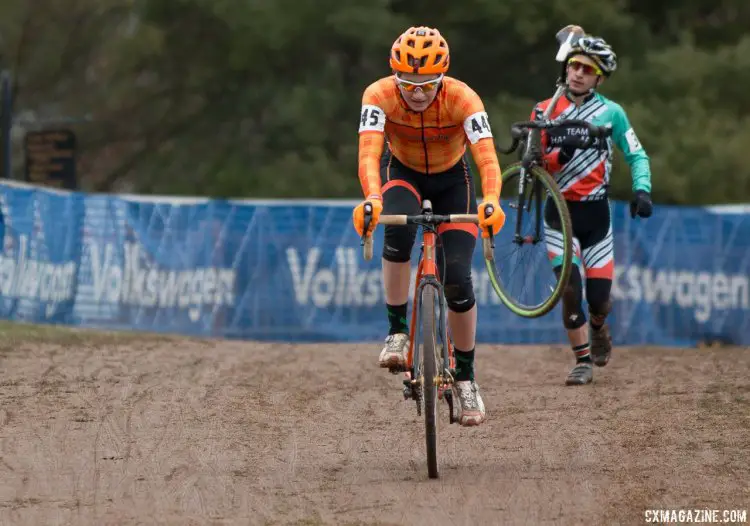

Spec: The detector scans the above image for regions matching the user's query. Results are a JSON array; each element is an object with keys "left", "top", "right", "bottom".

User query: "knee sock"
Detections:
[
  {"left": 454, "top": 347, "right": 475, "bottom": 382},
  {"left": 386, "top": 303, "right": 408, "bottom": 335},
  {"left": 573, "top": 342, "right": 591, "bottom": 363}
]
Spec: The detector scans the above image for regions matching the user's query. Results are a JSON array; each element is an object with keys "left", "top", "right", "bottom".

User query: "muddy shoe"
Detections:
[
  {"left": 565, "top": 362, "right": 593, "bottom": 385},
  {"left": 378, "top": 333, "right": 408, "bottom": 370},
  {"left": 590, "top": 323, "right": 612, "bottom": 367},
  {"left": 454, "top": 380, "right": 486, "bottom": 426}
]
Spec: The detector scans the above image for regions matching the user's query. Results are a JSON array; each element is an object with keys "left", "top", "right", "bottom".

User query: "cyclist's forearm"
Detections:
[
  {"left": 630, "top": 157, "right": 652, "bottom": 193},
  {"left": 469, "top": 138, "right": 502, "bottom": 197},
  {"left": 613, "top": 108, "right": 652, "bottom": 193},
  {"left": 358, "top": 131, "right": 384, "bottom": 198}
]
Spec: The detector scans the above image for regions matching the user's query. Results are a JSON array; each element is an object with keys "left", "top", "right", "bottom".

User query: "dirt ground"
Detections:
[{"left": 0, "top": 323, "right": 748, "bottom": 526}]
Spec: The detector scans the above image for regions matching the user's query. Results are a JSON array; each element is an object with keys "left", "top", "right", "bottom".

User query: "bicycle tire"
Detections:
[
  {"left": 485, "top": 161, "right": 574, "bottom": 318},
  {"left": 421, "top": 284, "right": 439, "bottom": 479}
]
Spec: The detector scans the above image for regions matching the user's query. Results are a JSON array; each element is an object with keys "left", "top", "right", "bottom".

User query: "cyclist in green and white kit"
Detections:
[{"left": 531, "top": 35, "right": 654, "bottom": 385}]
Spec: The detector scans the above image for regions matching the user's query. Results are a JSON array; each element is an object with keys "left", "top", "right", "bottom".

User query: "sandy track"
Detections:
[{"left": 0, "top": 332, "right": 748, "bottom": 525}]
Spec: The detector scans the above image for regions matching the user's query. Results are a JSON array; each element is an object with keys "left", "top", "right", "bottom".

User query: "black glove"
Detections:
[
  {"left": 558, "top": 145, "right": 577, "bottom": 165},
  {"left": 630, "top": 190, "right": 653, "bottom": 218}
]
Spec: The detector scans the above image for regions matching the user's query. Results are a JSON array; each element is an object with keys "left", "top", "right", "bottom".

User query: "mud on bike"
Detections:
[
  {"left": 360, "top": 200, "right": 495, "bottom": 479},
  {"left": 489, "top": 79, "right": 613, "bottom": 318}
]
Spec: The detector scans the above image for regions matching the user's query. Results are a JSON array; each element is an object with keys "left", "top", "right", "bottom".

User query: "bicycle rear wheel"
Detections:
[
  {"left": 485, "top": 162, "right": 574, "bottom": 318},
  {"left": 420, "top": 284, "right": 439, "bottom": 479}
]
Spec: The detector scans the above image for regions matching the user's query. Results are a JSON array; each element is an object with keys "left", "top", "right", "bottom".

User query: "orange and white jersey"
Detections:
[{"left": 357, "top": 75, "right": 502, "bottom": 200}]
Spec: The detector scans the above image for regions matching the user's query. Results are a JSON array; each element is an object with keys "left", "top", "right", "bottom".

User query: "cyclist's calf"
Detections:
[
  {"left": 559, "top": 266, "right": 613, "bottom": 329},
  {"left": 561, "top": 266, "right": 586, "bottom": 329},
  {"left": 586, "top": 278, "right": 612, "bottom": 326}
]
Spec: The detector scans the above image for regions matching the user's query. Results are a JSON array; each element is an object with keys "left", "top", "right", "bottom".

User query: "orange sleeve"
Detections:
[
  {"left": 530, "top": 105, "right": 563, "bottom": 174},
  {"left": 357, "top": 84, "right": 387, "bottom": 199},
  {"left": 455, "top": 84, "right": 502, "bottom": 198}
]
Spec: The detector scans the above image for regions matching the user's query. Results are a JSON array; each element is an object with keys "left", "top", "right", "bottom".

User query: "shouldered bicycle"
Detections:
[{"left": 488, "top": 80, "right": 613, "bottom": 318}]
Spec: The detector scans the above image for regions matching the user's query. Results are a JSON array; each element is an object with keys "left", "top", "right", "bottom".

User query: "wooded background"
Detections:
[{"left": 1, "top": 0, "right": 748, "bottom": 205}]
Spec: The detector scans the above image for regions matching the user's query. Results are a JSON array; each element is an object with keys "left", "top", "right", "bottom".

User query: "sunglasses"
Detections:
[
  {"left": 567, "top": 58, "right": 602, "bottom": 76},
  {"left": 395, "top": 74, "right": 443, "bottom": 92}
]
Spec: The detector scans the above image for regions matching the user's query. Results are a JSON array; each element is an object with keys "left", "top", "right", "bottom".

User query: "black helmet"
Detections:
[{"left": 561, "top": 35, "right": 617, "bottom": 80}]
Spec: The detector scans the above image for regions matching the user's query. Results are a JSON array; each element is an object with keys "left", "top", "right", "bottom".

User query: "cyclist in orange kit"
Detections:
[{"left": 352, "top": 26, "right": 507, "bottom": 426}]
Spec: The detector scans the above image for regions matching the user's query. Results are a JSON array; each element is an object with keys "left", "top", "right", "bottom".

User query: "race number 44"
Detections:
[
  {"left": 359, "top": 104, "right": 386, "bottom": 133},
  {"left": 464, "top": 111, "right": 493, "bottom": 144}
]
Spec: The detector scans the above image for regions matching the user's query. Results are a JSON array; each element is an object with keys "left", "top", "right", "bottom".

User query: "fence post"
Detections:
[{"left": 0, "top": 70, "right": 11, "bottom": 180}]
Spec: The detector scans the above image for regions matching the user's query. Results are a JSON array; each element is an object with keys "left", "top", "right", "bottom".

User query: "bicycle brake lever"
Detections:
[
  {"left": 510, "top": 125, "right": 526, "bottom": 140},
  {"left": 498, "top": 137, "right": 520, "bottom": 155},
  {"left": 361, "top": 203, "right": 372, "bottom": 246},
  {"left": 482, "top": 203, "right": 496, "bottom": 249},
  {"left": 361, "top": 202, "right": 374, "bottom": 261}
]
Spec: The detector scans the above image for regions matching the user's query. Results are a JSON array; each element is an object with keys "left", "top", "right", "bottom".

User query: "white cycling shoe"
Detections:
[
  {"left": 378, "top": 333, "right": 409, "bottom": 369},
  {"left": 454, "top": 380, "right": 486, "bottom": 426}
]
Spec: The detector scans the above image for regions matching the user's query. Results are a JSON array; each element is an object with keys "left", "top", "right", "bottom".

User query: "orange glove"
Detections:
[
  {"left": 352, "top": 196, "right": 383, "bottom": 237},
  {"left": 478, "top": 194, "right": 505, "bottom": 238}
]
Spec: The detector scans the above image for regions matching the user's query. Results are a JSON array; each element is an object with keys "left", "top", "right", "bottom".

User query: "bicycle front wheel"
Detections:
[{"left": 484, "top": 162, "right": 574, "bottom": 318}]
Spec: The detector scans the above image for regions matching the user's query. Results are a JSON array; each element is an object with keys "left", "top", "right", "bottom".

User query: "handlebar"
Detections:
[
  {"left": 361, "top": 200, "right": 496, "bottom": 262},
  {"left": 498, "top": 118, "right": 613, "bottom": 155}
]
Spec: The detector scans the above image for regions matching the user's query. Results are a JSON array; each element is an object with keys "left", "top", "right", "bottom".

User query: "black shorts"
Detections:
[
  {"left": 543, "top": 197, "right": 614, "bottom": 280},
  {"left": 379, "top": 148, "right": 478, "bottom": 312}
]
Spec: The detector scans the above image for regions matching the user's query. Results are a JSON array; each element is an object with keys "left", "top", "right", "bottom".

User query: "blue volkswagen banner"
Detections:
[{"left": 0, "top": 181, "right": 747, "bottom": 347}]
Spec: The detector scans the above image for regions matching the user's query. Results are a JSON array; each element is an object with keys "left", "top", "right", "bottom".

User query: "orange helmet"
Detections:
[{"left": 390, "top": 26, "right": 450, "bottom": 75}]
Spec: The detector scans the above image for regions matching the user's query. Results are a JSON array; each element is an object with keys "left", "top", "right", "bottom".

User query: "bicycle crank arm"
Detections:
[{"left": 444, "top": 390, "right": 456, "bottom": 424}]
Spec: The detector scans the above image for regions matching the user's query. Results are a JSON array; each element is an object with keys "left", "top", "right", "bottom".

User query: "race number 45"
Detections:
[{"left": 359, "top": 104, "right": 386, "bottom": 133}]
